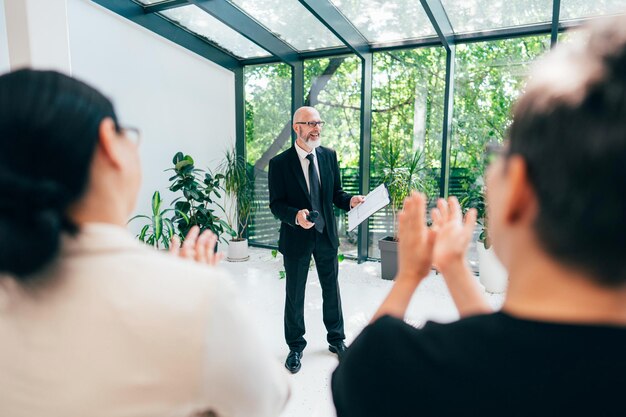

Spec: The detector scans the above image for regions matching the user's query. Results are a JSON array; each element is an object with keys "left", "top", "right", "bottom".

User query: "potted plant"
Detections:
[
  {"left": 167, "top": 152, "right": 234, "bottom": 246},
  {"left": 128, "top": 190, "right": 187, "bottom": 249},
  {"left": 460, "top": 179, "right": 507, "bottom": 293},
  {"left": 376, "top": 140, "right": 435, "bottom": 280},
  {"left": 219, "top": 147, "right": 258, "bottom": 262}
]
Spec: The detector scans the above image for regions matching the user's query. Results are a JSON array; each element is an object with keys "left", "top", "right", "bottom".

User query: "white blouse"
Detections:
[{"left": 0, "top": 223, "right": 289, "bottom": 417}]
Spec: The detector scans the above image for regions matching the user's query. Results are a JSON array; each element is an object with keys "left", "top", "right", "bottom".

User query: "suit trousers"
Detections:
[{"left": 283, "top": 230, "right": 345, "bottom": 352}]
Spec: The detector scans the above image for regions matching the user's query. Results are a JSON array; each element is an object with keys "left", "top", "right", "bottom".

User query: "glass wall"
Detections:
[
  {"left": 368, "top": 47, "right": 446, "bottom": 258},
  {"left": 451, "top": 35, "right": 551, "bottom": 268},
  {"left": 242, "top": 35, "right": 570, "bottom": 259},
  {"left": 451, "top": 35, "right": 551, "bottom": 194},
  {"left": 244, "top": 63, "right": 292, "bottom": 246},
  {"left": 304, "top": 56, "right": 362, "bottom": 258}
]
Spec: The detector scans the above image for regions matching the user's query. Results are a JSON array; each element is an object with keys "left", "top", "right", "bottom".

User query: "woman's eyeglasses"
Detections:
[{"left": 120, "top": 126, "right": 141, "bottom": 146}]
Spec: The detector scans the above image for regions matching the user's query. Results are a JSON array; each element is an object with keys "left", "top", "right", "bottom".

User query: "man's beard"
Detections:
[{"left": 303, "top": 133, "right": 321, "bottom": 148}]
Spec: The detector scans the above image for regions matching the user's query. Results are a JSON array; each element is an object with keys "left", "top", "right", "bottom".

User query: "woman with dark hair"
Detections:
[{"left": 0, "top": 69, "right": 289, "bottom": 417}]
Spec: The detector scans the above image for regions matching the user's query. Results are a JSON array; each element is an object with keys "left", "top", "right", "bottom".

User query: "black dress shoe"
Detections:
[
  {"left": 285, "top": 350, "right": 302, "bottom": 374},
  {"left": 329, "top": 341, "right": 347, "bottom": 360}
]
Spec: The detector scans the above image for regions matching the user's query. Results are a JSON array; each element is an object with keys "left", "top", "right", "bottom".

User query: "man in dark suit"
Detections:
[{"left": 268, "top": 106, "right": 364, "bottom": 374}]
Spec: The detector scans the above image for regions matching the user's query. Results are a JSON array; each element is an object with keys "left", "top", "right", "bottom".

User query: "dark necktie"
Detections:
[{"left": 306, "top": 153, "right": 325, "bottom": 233}]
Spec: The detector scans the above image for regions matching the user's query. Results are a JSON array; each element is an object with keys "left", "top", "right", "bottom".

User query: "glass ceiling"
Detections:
[
  {"left": 229, "top": 0, "right": 344, "bottom": 51},
  {"left": 130, "top": 0, "right": 626, "bottom": 62},
  {"left": 329, "top": 0, "right": 436, "bottom": 43},
  {"left": 160, "top": 5, "right": 270, "bottom": 59},
  {"left": 441, "top": 0, "right": 553, "bottom": 34},
  {"left": 561, "top": 0, "right": 626, "bottom": 21}
]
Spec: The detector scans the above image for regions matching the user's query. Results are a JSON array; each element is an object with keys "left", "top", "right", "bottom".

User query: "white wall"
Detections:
[
  {"left": 4, "top": 0, "right": 72, "bottom": 73},
  {"left": 66, "top": 0, "right": 236, "bottom": 235},
  {"left": 0, "top": 0, "right": 10, "bottom": 73}
]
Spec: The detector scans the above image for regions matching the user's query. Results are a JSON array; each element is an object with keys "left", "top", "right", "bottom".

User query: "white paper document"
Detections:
[{"left": 348, "top": 184, "right": 390, "bottom": 232}]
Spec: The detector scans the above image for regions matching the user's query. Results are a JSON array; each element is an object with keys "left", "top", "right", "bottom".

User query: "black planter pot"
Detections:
[{"left": 378, "top": 236, "right": 398, "bottom": 280}]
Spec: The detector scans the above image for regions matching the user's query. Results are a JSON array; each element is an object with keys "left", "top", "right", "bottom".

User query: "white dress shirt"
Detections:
[
  {"left": 294, "top": 141, "right": 321, "bottom": 193},
  {"left": 294, "top": 143, "right": 323, "bottom": 225},
  {"left": 0, "top": 223, "right": 289, "bottom": 417}
]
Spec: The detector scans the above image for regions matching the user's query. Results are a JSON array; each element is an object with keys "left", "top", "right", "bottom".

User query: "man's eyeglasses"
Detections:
[
  {"left": 120, "top": 126, "right": 141, "bottom": 146},
  {"left": 295, "top": 121, "right": 326, "bottom": 128},
  {"left": 484, "top": 141, "right": 506, "bottom": 165}
]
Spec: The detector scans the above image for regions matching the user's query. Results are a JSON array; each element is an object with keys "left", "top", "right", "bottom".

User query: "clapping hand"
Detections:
[
  {"left": 431, "top": 197, "right": 477, "bottom": 274},
  {"left": 396, "top": 192, "right": 436, "bottom": 284},
  {"left": 170, "top": 225, "right": 223, "bottom": 266}
]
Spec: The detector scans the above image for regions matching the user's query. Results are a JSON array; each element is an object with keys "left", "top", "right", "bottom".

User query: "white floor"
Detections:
[{"left": 221, "top": 247, "right": 505, "bottom": 417}]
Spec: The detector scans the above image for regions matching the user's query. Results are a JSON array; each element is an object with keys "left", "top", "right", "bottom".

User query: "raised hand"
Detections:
[
  {"left": 431, "top": 197, "right": 477, "bottom": 274},
  {"left": 170, "top": 225, "right": 224, "bottom": 266},
  {"left": 430, "top": 197, "right": 490, "bottom": 317},
  {"left": 397, "top": 192, "right": 436, "bottom": 284},
  {"left": 371, "top": 192, "right": 435, "bottom": 322}
]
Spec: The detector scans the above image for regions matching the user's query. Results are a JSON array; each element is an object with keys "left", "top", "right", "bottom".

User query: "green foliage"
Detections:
[
  {"left": 451, "top": 36, "right": 550, "bottom": 188},
  {"left": 219, "top": 148, "right": 258, "bottom": 240},
  {"left": 371, "top": 48, "right": 447, "bottom": 176},
  {"left": 459, "top": 178, "right": 490, "bottom": 248},
  {"left": 128, "top": 191, "right": 187, "bottom": 249},
  {"left": 244, "top": 64, "right": 292, "bottom": 166},
  {"left": 167, "top": 152, "right": 234, "bottom": 243},
  {"left": 244, "top": 36, "right": 552, "bottom": 249},
  {"left": 304, "top": 57, "right": 362, "bottom": 168},
  {"left": 378, "top": 139, "right": 436, "bottom": 240}
]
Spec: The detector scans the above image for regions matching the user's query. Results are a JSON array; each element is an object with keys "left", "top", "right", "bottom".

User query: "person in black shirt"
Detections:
[{"left": 332, "top": 15, "right": 626, "bottom": 417}]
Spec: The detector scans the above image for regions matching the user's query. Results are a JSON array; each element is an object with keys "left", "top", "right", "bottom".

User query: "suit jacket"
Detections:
[{"left": 269, "top": 145, "right": 352, "bottom": 258}]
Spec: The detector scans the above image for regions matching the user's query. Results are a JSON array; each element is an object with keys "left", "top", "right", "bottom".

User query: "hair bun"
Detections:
[
  {"left": 0, "top": 208, "right": 63, "bottom": 279},
  {"left": 0, "top": 171, "right": 70, "bottom": 215}
]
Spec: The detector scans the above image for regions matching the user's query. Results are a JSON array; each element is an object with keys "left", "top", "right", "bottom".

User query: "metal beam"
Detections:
[
  {"left": 370, "top": 36, "right": 443, "bottom": 52},
  {"left": 455, "top": 22, "right": 560, "bottom": 44},
  {"left": 439, "top": 46, "right": 455, "bottom": 198},
  {"left": 234, "top": 66, "right": 246, "bottom": 168},
  {"left": 291, "top": 61, "right": 304, "bottom": 143},
  {"left": 551, "top": 0, "right": 561, "bottom": 48},
  {"left": 420, "top": 0, "right": 455, "bottom": 50},
  {"left": 143, "top": 0, "right": 188, "bottom": 14},
  {"left": 234, "top": 66, "right": 248, "bottom": 237},
  {"left": 92, "top": 0, "right": 240, "bottom": 70},
  {"left": 188, "top": 0, "right": 299, "bottom": 65},
  {"left": 242, "top": 47, "right": 353, "bottom": 66},
  {"left": 297, "top": 0, "right": 370, "bottom": 57},
  {"left": 240, "top": 21, "right": 587, "bottom": 66},
  {"left": 357, "top": 53, "right": 373, "bottom": 263}
]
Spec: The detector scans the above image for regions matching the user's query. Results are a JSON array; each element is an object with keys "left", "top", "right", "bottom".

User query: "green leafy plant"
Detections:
[
  {"left": 460, "top": 177, "right": 490, "bottom": 248},
  {"left": 128, "top": 191, "right": 187, "bottom": 249},
  {"left": 218, "top": 147, "right": 258, "bottom": 241},
  {"left": 379, "top": 140, "right": 436, "bottom": 240},
  {"left": 167, "top": 152, "right": 234, "bottom": 243}
]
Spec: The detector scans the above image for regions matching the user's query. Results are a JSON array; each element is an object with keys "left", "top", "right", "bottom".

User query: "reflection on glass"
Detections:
[
  {"left": 330, "top": 0, "right": 435, "bottom": 42},
  {"left": 560, "top": 0, "right": 626, "bottom": 20},
  {"left": 368, "top": 48, "right": 446, "bottom": 259},
  {"left": 161, "top": 5, "right": 270, "bottom": 58},
  {"left": 229, "top": 0, "right": 343, "bottom": 51},
  {"left": 451, "top": 36, "right": 550, "bottom": 269},
  {"left": 305, "top": 56, "right": 362, "bottom": 258},
  {"left": 441, "top": 0, "right": 552, "bottom": 33},
  {"left": 245, "top": 64, "right": 292, "bottom": 246}
]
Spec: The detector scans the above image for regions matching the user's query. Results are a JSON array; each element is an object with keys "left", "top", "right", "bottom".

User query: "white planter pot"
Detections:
[
  {"left": 477, "top": 243, "right": 508, "bottom": 293},
  {"left": 227, "top": 238, "right": 249, "bottom": 262}
]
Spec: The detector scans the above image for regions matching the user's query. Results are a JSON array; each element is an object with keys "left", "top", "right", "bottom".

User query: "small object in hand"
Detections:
[{"left": 306, "top": 210, "right": 319, "bottom": 223}]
